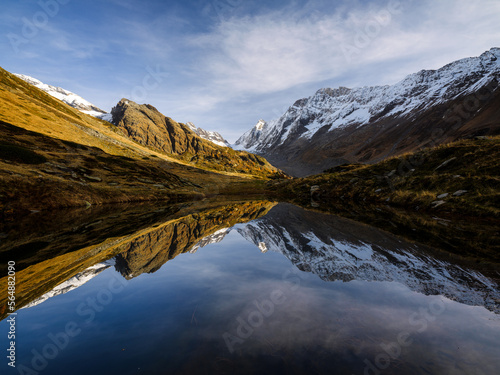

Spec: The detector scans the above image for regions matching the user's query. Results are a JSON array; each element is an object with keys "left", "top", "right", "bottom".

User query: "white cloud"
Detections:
[{"left": 186, "top": 0, "right": 500, "bottom": 105}]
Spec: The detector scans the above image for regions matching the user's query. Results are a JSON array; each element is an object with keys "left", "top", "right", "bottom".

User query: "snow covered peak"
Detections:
[
  {"left": 255, "top": 119, "right": 267, "bottom": 131},
  {"left": 14, "top": 73, "right": 112, "bottom": 122},
  {"left": 234, "top": 48, "right": 500, "bottom": 153},
  {"left": 185, "top": 121, "right": 231, "bottom": 147},
  {"left": 232, "top": 119, "right": 269, "bottom": 150}
]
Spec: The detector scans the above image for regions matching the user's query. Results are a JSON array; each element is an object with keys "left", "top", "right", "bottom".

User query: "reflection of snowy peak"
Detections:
[
  {"left": 14, "top": 73, "right": 112, "bottom": 122},
  {"left": 186, "top": 122, "right": 230, "bottom": 147},
  {"left": 22, "top": 262, "right": 112, "bottom": 309},
  {"left": 236, "top": 204, "right": 500, "bottom": 313},
  {"left": 189, "top": 228, "right": 231, "bottom": 253}
]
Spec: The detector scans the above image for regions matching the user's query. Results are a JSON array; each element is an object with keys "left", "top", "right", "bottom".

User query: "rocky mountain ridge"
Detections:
[
  {"left": 235, "top": 48, "right": 500, "bottom": 176},
  {"left": 110, "top": 98, "right": 284, "bottom": 177}
]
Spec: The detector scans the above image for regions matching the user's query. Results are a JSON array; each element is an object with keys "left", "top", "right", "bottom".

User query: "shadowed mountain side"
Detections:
[
  {"left": 235, "top": 49, "right": 500, "bottom": 176},
  {"left": 113, "top": 201, "right": 276, "bottom": 279},
  {"left": 0, "top": 199, "right": 276, "bottom": 320},
  {"left": 236, "top": 204, "right": 500, "bottom": 313},
  {"left": 111, "top": 99, "right": 285, "bottom": 178}
]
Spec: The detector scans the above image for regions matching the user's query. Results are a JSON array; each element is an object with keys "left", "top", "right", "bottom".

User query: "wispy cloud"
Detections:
[
  {"left": 185, "top": 0, "right": 500, "bottom": 104},
  {"left": 2, "top": 0, "right": 499, "bottom": 140}
]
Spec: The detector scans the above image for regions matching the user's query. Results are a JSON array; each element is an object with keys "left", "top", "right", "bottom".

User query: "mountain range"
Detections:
[
  {"left": 234, "top": 48, "right": 500, "bottom": 176},
  {"left": 13, "top": 73, "right": 230, "bottom": 148},
  {"left": 13, "top": 48, "right": 500, "bottom": 178},
  {"left": 0, "top": 67, "right": 284, "bottom": 213}
]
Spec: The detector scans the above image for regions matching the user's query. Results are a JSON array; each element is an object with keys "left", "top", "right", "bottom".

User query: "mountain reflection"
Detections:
[
  {"left": 0, "top": 200, "right": 276, "bottom": 319},
  {"left": 113, "top": 201, "right": 275, "bottom": 279},
  {"left": 1, "top": 201, "right": 498, "bottom": 321},
  {"left": 235, "top": 204, "right": 500, "bottom": 313}
]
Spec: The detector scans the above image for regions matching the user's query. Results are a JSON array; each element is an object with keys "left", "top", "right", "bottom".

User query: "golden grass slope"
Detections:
[{"left": 0, "top": 67, "right": 284, "bottom": 179}]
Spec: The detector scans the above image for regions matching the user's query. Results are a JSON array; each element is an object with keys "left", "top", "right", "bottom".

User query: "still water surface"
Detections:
[{"left": 1, "top": 202, "right": 499, "bottom": 375}]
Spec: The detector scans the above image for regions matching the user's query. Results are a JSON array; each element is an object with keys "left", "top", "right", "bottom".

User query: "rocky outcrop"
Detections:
[{"left": 111, "top": 99, "right": 285, "bottom": 178}]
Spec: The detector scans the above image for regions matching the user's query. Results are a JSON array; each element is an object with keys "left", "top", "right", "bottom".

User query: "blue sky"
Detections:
[{"left": 1, "top": 0, "right": 500, "bottom": 142}]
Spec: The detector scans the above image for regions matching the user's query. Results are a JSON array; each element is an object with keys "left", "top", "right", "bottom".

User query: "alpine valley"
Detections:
[
  {"left": 0, "top": 68, "right": 285, "bottom": 215},
  {"left": 1, "top": 48, "right": 499, "bottom": 254}
]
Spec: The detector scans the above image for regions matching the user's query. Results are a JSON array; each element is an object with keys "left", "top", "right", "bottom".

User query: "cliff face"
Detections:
[{"left": 111, "top": 99, "right": 285, "bottom": 178}]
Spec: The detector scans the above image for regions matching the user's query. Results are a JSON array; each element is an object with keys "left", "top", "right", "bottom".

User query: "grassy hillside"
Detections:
[
  {"left": 274, "top": 136, "right": 500, "bottom": 218},
  {"left": 0, "top": 67, "right": 284, "bottom": 214},
  {"left": 0, "top": 66, "right": 283, "bottom": 179}
]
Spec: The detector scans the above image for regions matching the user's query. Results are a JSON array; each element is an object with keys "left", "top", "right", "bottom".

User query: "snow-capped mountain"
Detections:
[
  {"left": 14, "top": 73, "right": 112, "bottom": 122},
  {"left": 186, "top": 122, "right": 230, "bottom": 147},
  {"left": 233, "top": 119, "right": 267, "bottom": 151},
  {"left": 234, "top": 48, "right": 500, "bottom": 176},
  {"left": 236, "top": 204, "right": 500, "bottom": 313}
]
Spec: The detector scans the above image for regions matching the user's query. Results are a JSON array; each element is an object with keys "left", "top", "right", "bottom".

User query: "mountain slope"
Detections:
[
  {"left": 235, "top": 48, "right": 500, "bottom": 176},
  {"left": 14, "top": 73, "right": 232, "bottom": 148},
  {"left": 13, "top": 73, "right": 111, "bottom": 120},
  {"left": 0, "top": 66, "right": 281, "bottom": 213},
  {"left": 110, "top": 98, "right": 284, "bottom": 178}
]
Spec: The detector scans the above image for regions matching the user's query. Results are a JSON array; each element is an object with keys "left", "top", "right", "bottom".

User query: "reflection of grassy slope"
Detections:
[
  {"left": 272, "top": 137, "right": 500, "bottom": 262},
  {"left": 0, "top": 199, "right": 276, "bottom": 320}
]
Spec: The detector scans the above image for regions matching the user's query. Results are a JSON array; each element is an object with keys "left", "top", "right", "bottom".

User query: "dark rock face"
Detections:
[{"left": 111, "top": 99, "right": 285, "bottom": 178}]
